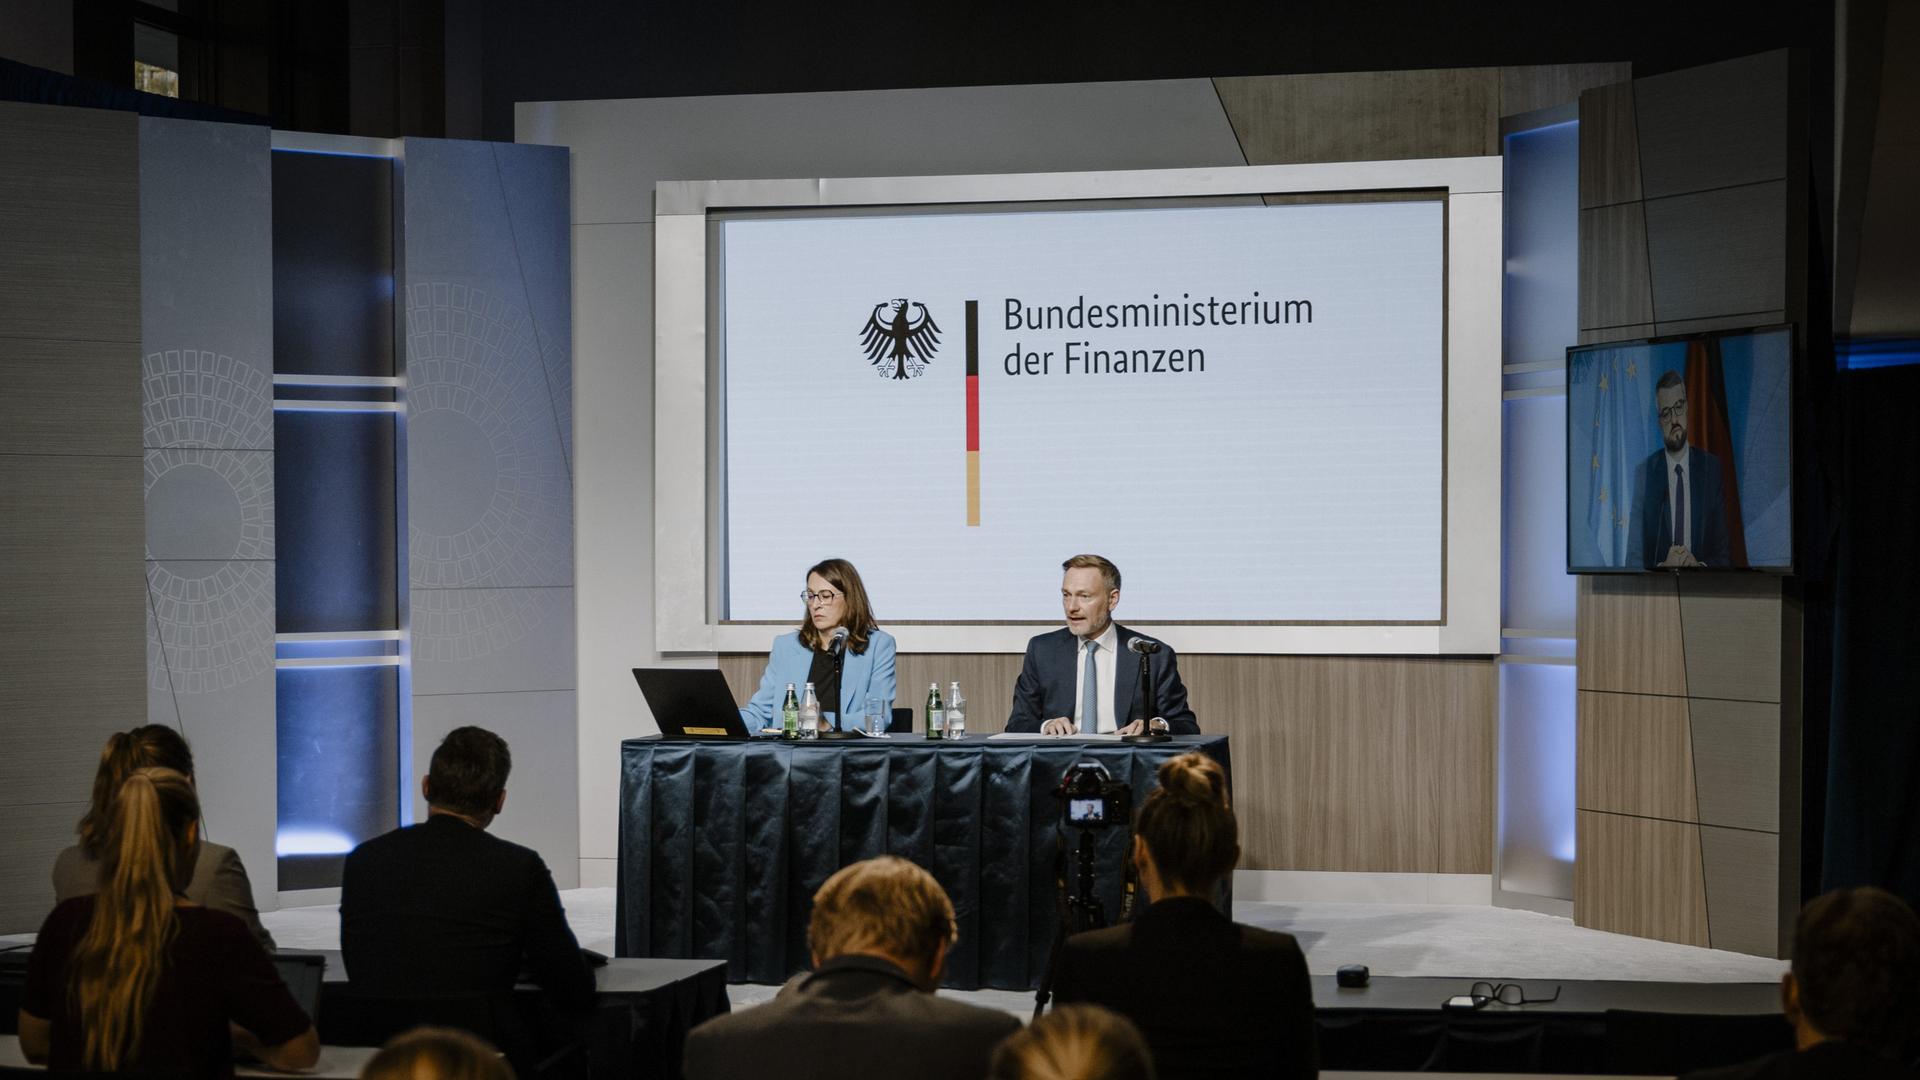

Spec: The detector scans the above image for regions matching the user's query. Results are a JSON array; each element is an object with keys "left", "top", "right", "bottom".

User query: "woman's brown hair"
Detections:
[
  {"left": 796, "top": 557, "right": 880, "bottom": 655},
  {"left": 989, "top": 1004, "right": 1156, "bottom": 1080},
  {"left": 1134, "top": 752, "right": 1238, "bottom": 894},
  {"left": 69, "top": 767, "right": 200, "bottom": 1071},
  {"left": 77, "top": 725, "right": 195, "bottom": 858},
  {"left": 361, "top": 1026, "right": 516, "bottom": 1080}
]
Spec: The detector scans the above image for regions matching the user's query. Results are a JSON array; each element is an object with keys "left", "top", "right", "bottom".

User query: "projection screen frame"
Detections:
[{"left": 655, "top": 158, "right": 1502, "bottom": 655}]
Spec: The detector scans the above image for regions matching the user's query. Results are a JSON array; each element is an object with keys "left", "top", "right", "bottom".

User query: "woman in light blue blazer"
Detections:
[{"left": 740, "top": 557, "right": 896, "bottom": 729}]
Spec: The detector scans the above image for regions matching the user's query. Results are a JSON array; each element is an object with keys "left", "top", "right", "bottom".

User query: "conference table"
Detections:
[{"left": 616, "top": 732, "right": 1232, "bottom": 990}]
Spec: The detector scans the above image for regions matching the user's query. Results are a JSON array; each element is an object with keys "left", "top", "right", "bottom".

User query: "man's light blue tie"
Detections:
[{"left": 1082, "top": 641, "right": 1098, "bottom": 732}]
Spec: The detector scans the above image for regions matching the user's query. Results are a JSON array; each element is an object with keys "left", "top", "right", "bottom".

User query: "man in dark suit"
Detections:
[
  {"left": 1050, "top": 752, "right": 1316, "bottom": 1078},
  {"left": 1684, "top": 887, "right": 1920, "bottom": 1080},
  {"left": 340, "top": 726, "right": 594, "bottom": 1012},
  {"left": 682, "top": 856, "right": 1019, "bottom": 1080},
  {"left": 1006, "top": 553, "right": 1199, "bottom": 735},
  {"left": 1637, "top": 369, "right": 1731, "bottom": 568}
]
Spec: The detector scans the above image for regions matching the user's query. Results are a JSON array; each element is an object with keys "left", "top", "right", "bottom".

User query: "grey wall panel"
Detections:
[
  {"left": 0, "top": 454, "right": 145, "bottom": 805},
  {"left": 403, "top": 141, "right": 574, "bottom": 592},
  {"left": 410, "top": 690, "right": 579, "bottom": 888},
  {"left": 0, "top": 803, "right": 86, "bottom": 932},
  {"left": 1644, "top": 182, "right": 1787, "bottom": 325},
  {"left": 1633, "top": 51, "right": 1789, "bottom": 201},
  {"left": 403, "top": 138, "right": 576, "bottom": 880},
  {"left": 1578, "top": 324, "right": 1656, "bottom": 345},
  {"left": 0, "top": 338, "right": 141, "bottom": 456},
  {"left": 518, "top": 80, "right": 1247, "bottom": 226},
  {"left": 139, "top": 118, "right": 273, "bottom": 447},
  {"left": 0, "top": 101, "right": 142, "bottom": 931},
  {"left": 1655, "top": 311, "right": 1789, "bottom": 337},
  {"left": 0, "top": 102, "right": 139, "bottom": 343},
  {"left": 144, "top": 449, "right": 274, "bottom": 561},
  {"left": 1216, "top": 68, "right": 1498, "bottom": 165},
  {"left": 411, "top": 586, "right": 575, "bottom": 696},
  {"left": 1578, "top": 203, "right": 1654, "bottom": 330},
  {"left": 137, "top": 116, "right": 278, "bottom": 907},
  {"left": 1578, "top": 82, "right": 1643, "bottom": 210},
  {"left": 1678, "top": 575, "right": 1783, "bottom": 704},
  {"left": 1701, "top": 823, "right": 1780, "bottom": 957},
  {"left": 147, "top": 560, "right": 277, "bottom": 697},
  {"left": 1690, "top": 698, "right": 1781, "bottom": 833}
]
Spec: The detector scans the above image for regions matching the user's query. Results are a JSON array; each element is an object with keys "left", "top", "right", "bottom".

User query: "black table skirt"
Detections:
[{"left": 616, "top": 734, "right": 1231, "bottom": 990}]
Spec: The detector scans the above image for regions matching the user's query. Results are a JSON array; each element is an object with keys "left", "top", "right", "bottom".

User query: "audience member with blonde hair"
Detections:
[
  {"left": 991, "top": 1004, "right": 1157, "bottom": 1080},
  {"left": 684, "top": 855, "right": 1019, "bottom": 1080},
  {"left": 19, "top": 767, "right": 318, "bottom": 1075},
  {"left": 1050, "top": 752, "right": 1317, "bottom": 1079},
  {"left": 53, "top": 724, "right": 275, "bottom": 950},
  {"left": 361, "top": 1026, "right": 516, "bottom": 1080}
]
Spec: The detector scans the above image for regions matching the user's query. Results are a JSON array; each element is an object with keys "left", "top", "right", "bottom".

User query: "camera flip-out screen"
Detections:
[{"left": 1068, "top": 798, "right": 1106, "bottom": 824}]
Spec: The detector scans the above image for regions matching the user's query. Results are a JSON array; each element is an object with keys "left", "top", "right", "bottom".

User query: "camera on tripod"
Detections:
[{"left": 1055, "top": 761, "right": 1131, "bottom": 828}]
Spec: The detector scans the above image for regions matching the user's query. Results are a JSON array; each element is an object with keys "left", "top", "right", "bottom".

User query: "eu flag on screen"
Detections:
[{"left": 1582, "top": 349, "right": 1656, "bottom": 565}]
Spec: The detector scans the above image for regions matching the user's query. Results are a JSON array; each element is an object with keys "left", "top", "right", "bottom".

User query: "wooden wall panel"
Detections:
[
  {"left": 1576, "top": 809, "right": 1708, "bottom": 947},
  {"left": 1578, "top": 82, "right": 1643, "bottom": 209},
  {"left": 1214, "top": 68, "right": 1499, "bottom": 165},
  {"left": 720, "top": 652, "right": 1495, "bottom": 875},
  {"left": 1498, "top": 63, "right": 1632, "bottom": 119},
  {"left": 1577, "top": 202, "right": 1655, "bottom": 331},
  {"left": 1576, "top": 575, "right": 1686, "bottom": 696},
  {"left": 0, "top": 103, "right": 139, "bottom": 342},
  {"left": 1577, "top": 690, "right": 1695, "bottom": 822}
]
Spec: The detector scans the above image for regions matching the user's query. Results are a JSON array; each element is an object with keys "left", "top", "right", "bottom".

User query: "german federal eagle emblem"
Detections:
[{"left": 860, "top": 299, "right": 941, "bottom": 380}]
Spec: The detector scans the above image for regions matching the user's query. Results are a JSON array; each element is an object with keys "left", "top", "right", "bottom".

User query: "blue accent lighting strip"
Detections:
[{"left": 1837, "top": 338, "right": 1920, "bottom": 371}]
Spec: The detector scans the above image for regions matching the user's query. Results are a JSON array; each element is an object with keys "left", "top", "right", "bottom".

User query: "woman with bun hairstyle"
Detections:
[
  {"left": 1048, "top": 753, "right": 1318, "bottom": 1079},
  {"left": 53, "top": 724, "right": 275, "bottom": 951},
  {"left": 20, "top": 767, "right": 318, "bottom": 1075}
]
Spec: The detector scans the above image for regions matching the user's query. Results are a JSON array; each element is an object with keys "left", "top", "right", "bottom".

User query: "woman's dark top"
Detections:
[
  {"left": 24, "top": 896, "right": 310, "bottom": 1078},
  {"left": 805, "top": 645, "right": 842, "bottom": 722}
]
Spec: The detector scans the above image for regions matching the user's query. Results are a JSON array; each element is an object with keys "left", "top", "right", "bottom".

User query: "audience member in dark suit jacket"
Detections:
[
  {"left": 683, "top": 856, "right": 1021, "bottom": 1080},
  {"left": 1684, "top": 887, "right": 1920, "bottom": 1080},
  {"left": 1051, "top": 753, "right": 1317, "bottom": 1079},
  {"left": 340, "top": 726, "right": 594, "bottom": 1013},
  {"left": 51, "top": 724, "right": 275, "bottom": 951}
]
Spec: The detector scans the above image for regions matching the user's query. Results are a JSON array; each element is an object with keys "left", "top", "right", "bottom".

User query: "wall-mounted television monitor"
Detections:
[{"left": 1566, "top": 325, "right": 1792, "bottom": 574}]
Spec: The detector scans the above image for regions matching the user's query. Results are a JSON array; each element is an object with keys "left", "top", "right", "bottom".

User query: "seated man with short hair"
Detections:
[
  {"left": 1686, "top": 886, "right": 1920, "bottom": 1079},
  {"left": 340, "top": 726, "right": 594, "bottom": 1012},
  {"left": 683, "top": 856, "right": 1021, "bottom": 1080}
]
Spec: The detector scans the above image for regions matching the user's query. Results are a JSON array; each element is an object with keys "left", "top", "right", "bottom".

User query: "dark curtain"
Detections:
[{"left": 1821, "top": 361, "right": 1920, "bottom": 905}]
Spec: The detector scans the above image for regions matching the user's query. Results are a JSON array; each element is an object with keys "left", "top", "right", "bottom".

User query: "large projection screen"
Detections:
[{"left": 656, "top": 160, "right": 1501, "bottom": 654}]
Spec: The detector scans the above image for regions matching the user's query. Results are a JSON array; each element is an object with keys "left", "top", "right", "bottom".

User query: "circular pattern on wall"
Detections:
[
  {"left": 404, "top": 282, "right": 571, "bottom": 592},
  {"left": 142, "top": 348, "right": 276, "bottom": 695}
]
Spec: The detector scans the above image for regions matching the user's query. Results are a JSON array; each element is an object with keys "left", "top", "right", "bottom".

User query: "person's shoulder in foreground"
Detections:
[
  {"left": 683, "top": 856, "right": 1018, "bottom": 1080},
  {"left": 1684, "top": 886, "right": 1920, "bottom": 1080}
]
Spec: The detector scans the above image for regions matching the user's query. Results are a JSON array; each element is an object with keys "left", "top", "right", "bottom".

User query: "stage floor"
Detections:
[{"left": 260, "top": 887, "right": 1788, "bottom": 1018}]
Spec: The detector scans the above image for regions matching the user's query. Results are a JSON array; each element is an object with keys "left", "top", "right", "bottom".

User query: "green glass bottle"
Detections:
[
  {"left": 781, "top": 683, "right": 800, "bottom": 740},
  {"left": 925, "top": 682, "right": 945, "bottom": 740}
]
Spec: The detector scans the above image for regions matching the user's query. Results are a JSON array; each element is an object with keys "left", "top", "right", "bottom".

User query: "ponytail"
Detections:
[
  {"left": 69, "top": 767, "right": 198, "bottom": 1071},
  {"left": 76, "top": 726, "right": 194, "bottom": 858},
  {"left": 1135, "top": 752, "right": 1238, "bottom": 895}
]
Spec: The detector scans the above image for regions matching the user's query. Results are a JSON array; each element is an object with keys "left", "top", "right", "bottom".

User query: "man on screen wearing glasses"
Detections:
[
  {"left": 1006, "top": 554, "right": 1198, "bottom": 736},
  {"left": 1637, "top": 370, "right": 1731, "bottom": 570}
]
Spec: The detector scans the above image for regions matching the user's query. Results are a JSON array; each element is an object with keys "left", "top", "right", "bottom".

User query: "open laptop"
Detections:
[
  {"left": 272, "top": 952, "right": 326, "bottom": 1025},
  {"left": 632, "top": 668, "right": 754, "bottom": 739}
]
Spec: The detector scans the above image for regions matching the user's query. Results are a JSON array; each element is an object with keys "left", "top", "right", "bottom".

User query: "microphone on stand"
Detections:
[
  {"left": 819, "top": 627, "right": 862, "bottom": 739},
  {"left": 1124, "top": 637, "right": 1172, "bottom": 743}
]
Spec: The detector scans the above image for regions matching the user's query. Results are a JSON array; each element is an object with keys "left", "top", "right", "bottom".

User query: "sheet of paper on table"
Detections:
[{"left": 986, "top": 732, "right": 1126, "bottom": 742}]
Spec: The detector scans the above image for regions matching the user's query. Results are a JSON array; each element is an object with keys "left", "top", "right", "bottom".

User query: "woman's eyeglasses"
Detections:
[{"left": 800, "top": 590, "right": 841, "bottom": 606}]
